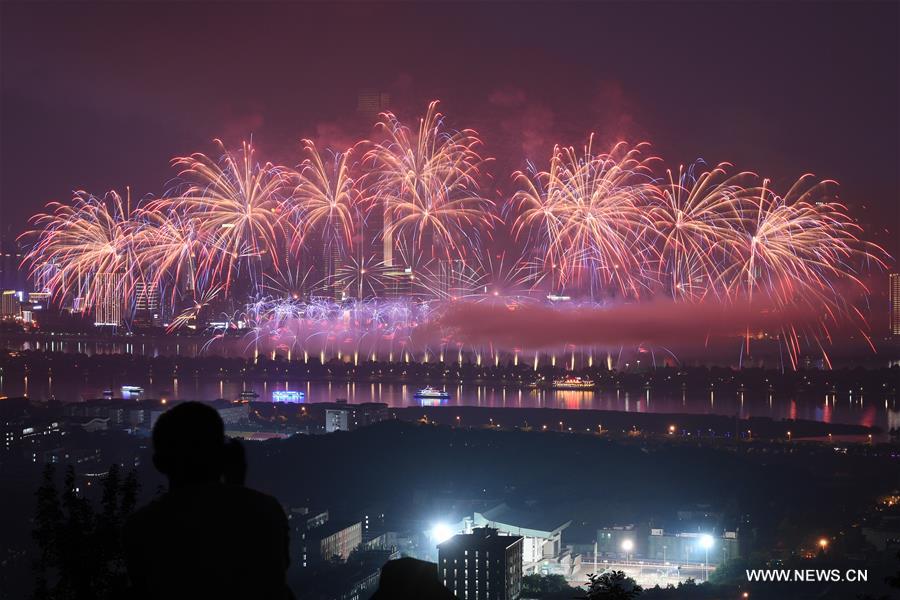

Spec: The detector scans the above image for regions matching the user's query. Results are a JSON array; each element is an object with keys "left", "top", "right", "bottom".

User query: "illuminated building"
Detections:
[
  {"left": 890, "top": 273, "right": 900, "bottom": 336},
  {"left": 1, "top": 290, "right": 22, "bottom": 318},
  {"left": 646, "top": 528, "right": 739, "bottom": 565},
  {"left": 326, "top": 409, "right": 349, "bottom": 433},
  {"left": 438, "top": 527, "right": 523, "bottom": 600},
  {"left": 93, "top": 272, "right": 123, "bottom": 327},
  {"left": 322, "top": 403, "right": 389, "bottom": 433},
  {"left": 317, "top": 520, "right": 362, "bottom": 562},
  {"left": 596, "top": 524, "right": 644, "bottom": 559},
  {"left": 461, "top": 504, "right": 570, "bottom": 574},
  {"left": 293, "top": 514, "right": 362, "bottom": 566},
  {"left": 133, "top": 281, "right": 161, "bottom": 326},
  {"left": 322, "top": 243, "right": 345, "bottom": 301},
  {"left": 383, "top": 267, "right": 414, "bottom": 299},
  {"left": 290, "top": 507, "right": 330, "bottom": 568},
  {"left": 1, "top": 410, "right": 61, "bottom": 458}
]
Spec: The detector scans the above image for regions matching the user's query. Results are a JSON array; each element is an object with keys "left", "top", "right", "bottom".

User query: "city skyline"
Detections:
[{"left": 1, "top": 93, "right": 892, "bottom": 371}]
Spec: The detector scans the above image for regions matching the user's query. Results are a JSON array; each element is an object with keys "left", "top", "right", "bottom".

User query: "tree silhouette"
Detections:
[
  {"left": 585, "top": 571, "right": 643, "bottom": 600},
  {"left": 30, "top": 464, "right": 139, "bottom": 600},
  {"left": 32, "top": 465, "right": 63, "bottom": 600}
]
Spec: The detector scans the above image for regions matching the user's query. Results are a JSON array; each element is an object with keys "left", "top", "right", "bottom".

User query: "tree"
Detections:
[
  {"left": 585, "top": 571, "right": 642, "bottom": 600},
  {"left": 32, "top": 465, "right": 63, "bottom": 600},
  {"left": 30, "top": 464, "right": 140, "bottom": 600},
  {"left": 57, "top": 465, "right": 95, "bottom": 598}
]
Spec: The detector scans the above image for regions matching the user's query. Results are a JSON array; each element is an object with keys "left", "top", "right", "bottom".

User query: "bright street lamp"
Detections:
[
  {"left": 621, "top": 538, "right": 634, "bottom": 563},
  {"left": 430, "top": 523, "right": 454, "bottom": 545},
  {"left": 699, "top": 534, "right": 714, "bottom": 582}
]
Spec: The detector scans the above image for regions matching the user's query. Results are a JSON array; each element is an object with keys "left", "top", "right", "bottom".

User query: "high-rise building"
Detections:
[
  {"left": 94, "top": 272, "right": 123, "bottom": 327},
  {"left": 437, "top": 527, "right": 523, "bottom": 600},
  {"left": 357, "top": 89, "right": 391, "bottom": 122},
  {"left": 326, "top": 409, "right": 349, "bottom": 433},
  {"left": 32, "top": 261, "right": 56, "bottom": 294},
  {"left": 322, "top": 243, "right": 346, "bottom": 301},
  {"left": 0, "top": 237, "right": 26, "bottom": 291},
  {"left": 890, "top": 273, "right": 900, "bottom": 337},
  {"left": 1, "top": 290, "right": 22, "bottom": 319},
  {"left": 357, "top": 88, "right": 393, "bottom": 274},
  {"left": 382, "top": 267, "right": 414, "bottom": 299},
  {"left": 434, "top": 259, "right": 467, "bottom": 299},
  {"left": 133, "top": 281, "right": 161, "bottom": 327}
]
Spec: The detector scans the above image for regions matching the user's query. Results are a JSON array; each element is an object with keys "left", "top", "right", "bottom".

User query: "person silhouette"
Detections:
[
  {"left": 369, "top": 557, "right": 456, "bottom": 600},
  {"left": 124, "top": 402, "right": 292, "bottom": 600}
]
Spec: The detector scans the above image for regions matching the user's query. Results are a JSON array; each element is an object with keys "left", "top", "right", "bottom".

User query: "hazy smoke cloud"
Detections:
[{"left": 420, "top": 299, "right": 809, "bottom": 351}]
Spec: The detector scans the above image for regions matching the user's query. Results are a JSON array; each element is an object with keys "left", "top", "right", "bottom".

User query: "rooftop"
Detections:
[{"left": 437, "top": 527, "right": 523, "bottom": 552}]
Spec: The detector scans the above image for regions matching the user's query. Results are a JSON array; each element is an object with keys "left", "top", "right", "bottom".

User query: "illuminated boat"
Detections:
[
  {"left": 121, "top": 385, "right": 144, "bottom": 396},
  {"left": 272, "top": 390, "right": 304, "bottom": 403},
  {"left": 102, "top": 389, "right": 114, "bottom": 398},
  {"left": 414, "top": 386, "right": 450, "bottom": 403},
  {"left": 239, "top": 390, "right": 260, "bottom": 399},
  {"left": 550, "top": 376, "right": 595, "bottom": 390}
]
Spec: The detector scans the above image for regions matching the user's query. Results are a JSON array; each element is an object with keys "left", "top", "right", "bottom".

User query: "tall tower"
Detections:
[
  {"left": 357, "top": 89, "right": 393, "bottom": 273},
  {"left": 890, "top": 273, "right": 900, "bottom": 337},
  {"left": 94, "top": 272, "right": 124, "bottom": 327},
  {"left": 322, "top": 243, "right": 345, "bottom": 301}
]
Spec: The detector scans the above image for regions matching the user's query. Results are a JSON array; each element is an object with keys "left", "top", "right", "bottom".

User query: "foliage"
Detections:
[
  {"left": 522, "top": 573, "right": 581, "bottom": 598},
  {"left": 30, "top": 464, "right": 139, "bottom": 600},
  {"left": 585, "top": 570, "right": 642, "bottom": 600}
]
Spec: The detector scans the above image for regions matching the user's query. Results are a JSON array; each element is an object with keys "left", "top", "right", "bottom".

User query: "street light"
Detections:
[
  {"left": 621, "top": 539, "right": 634, "bottom": 564},
  {"left": 818, "top": 538, "right": 829, "bottom": 551},
  {"left": 430, "top": 523, "right": 454, "bottom": 545},
  {"left": 699, "top": 534, "right": 714, "bottom": 582}
]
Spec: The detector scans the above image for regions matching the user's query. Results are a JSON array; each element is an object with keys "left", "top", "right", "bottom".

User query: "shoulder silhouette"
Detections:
[{"left": 124, "top": 402, "right": 292, "bottom": 600}]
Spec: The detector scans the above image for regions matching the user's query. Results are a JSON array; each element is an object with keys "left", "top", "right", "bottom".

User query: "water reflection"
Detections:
[
  {"left": 2, "top": 339, "right": 896, "bottom": 429},
  {"left": 1, "top": 371, "right": 895, "bottom": 428}
]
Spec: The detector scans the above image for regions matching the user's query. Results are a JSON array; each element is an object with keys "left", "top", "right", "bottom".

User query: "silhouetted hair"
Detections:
[
  {"left": 152, "top": 402, "right": 225, "bottom": 485},
  {"left": 370, "top": 557, "right": 455, "bottom": 600}
]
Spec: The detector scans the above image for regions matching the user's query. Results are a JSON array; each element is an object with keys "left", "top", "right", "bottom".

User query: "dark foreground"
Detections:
[{"left": 3, "top": 403, "right": 900, "bottom": 599}]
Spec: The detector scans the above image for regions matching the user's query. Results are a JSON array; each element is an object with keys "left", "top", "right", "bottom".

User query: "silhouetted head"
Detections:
[
  {"left": 152, "top": 402, "right": 225, "bottom": 488},
  {"left": 370, "top": 557, "right": 455, "bottom": 600}
]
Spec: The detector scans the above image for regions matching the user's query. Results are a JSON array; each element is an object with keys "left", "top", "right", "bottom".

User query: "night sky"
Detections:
[{"left": 2, "top": 1, "right": 898, "bottom": 261}]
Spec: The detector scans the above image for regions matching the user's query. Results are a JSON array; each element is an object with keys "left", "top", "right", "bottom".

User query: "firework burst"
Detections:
[
  {"left": 168, "top": 140, "right": 289, "bottom": 293},
  {"left": 288, "top": 140, "right": 365, "bottom": 256},
  {"left": 512, "top": 138, "right": 658, "bottom": 298},
  {"left": 649, "top": 162, "right": 753, "bottom": 301},
  {"left": 365, "top": 101, "right": 495, "bottom": 264},
  {"left": 16, "top": 101, "right": 892, "bottom": 369},
  {"left": 132, "top": 205, "right": 206, "bottom": 305},
  {"left": 23, "top": 190, "right": 135, "bottom": 314}
]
